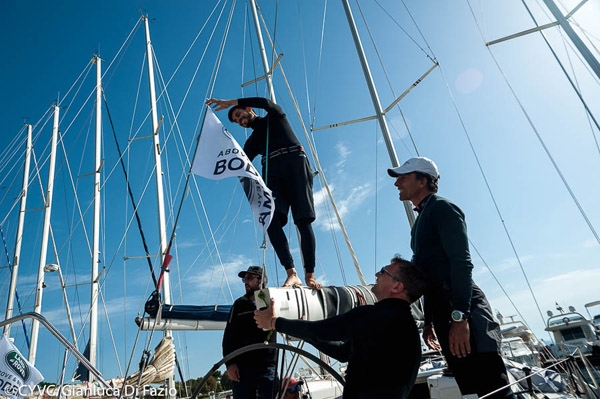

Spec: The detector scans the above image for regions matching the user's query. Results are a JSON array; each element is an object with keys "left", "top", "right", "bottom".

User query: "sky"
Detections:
[{"left": 1, "top": 0, "right": 600, "bottom": 386}]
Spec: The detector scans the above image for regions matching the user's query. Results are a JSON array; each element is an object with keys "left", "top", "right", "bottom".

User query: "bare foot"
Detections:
[
  {"left": 283, "top": 269, "right": 303, "bottom": 287},
  {"left": 305, "top": 272, "right": 322, "bottom": 290}
]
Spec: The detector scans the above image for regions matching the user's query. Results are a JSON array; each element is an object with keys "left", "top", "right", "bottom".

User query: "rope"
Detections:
[
  {"left": 480, "top": 357, "right": 576, "bottom": 399},
  {"left": 257, "top": 9, "right": 365, "bottom": 285},
  {"left": 103, "top": 94, "right": 158, "bottom": 288}
]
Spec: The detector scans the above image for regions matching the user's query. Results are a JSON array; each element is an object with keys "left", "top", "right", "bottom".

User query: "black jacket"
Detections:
[
  {"left": 239, "top": 97, "right": 302, "bottom": 162},
  {"left": 222, "top": 293, "right": 277, "bottom": 368},
  {"left": 276, "top": 298, "right": 421, "bottom": 399}
]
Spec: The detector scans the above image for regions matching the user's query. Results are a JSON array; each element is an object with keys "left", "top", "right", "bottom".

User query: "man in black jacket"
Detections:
[
  {"left": 206, "top": 97, "right": 321, "bottom": 290},
  {"left": 388, "top": 156, "right": 513, "bottom": 399},
  {"left": 222, "top": 266, "right": 278, "bottom": 398},
  {"left": 254, "top": 256, "right": 427, "bottom": 399}
]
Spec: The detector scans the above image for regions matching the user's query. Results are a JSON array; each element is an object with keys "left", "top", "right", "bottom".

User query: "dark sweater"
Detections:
[
  {"left": 222, "top": 293, "right": 277, "bottom": 368},
  {"left": 239, "top": 97, "right": 302, "bottom": 163},
  {"left": 411, "top": 194, "right": 473, "bottom": 317},
  {"left": 411, "top": 193, "right": 502, "bottom": 353},
  {"left": 276, "top": 298, "right": 421, "bottom": 399}
]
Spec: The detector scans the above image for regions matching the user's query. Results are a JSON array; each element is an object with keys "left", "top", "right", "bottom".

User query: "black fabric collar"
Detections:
[{"left": 414, "top": 193, "right": 435, "bottom": 213}]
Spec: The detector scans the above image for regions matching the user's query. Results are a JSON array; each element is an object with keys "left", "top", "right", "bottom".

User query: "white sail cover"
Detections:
[{"left": 257, "top": 285, "right": 378, "bottom": 321}]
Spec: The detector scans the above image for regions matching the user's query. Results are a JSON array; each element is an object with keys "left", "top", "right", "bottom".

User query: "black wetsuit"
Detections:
[
  {"left": 238, "top": 97, "right": 316, "bottom": 273},
  {"left": 275, "top": 298, "right": 421, "bottom": 399}
]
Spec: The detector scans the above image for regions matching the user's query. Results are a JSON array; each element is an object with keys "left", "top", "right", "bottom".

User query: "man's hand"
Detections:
[
  {"left": 254, "top": 298, "right": 276, "bottom": 330},
  {"left": 449, "top": 320, "right": 471, "bottom": 358},
  {"left": 226, "top": 364, "right": 240, "bottom": 382},
  {"left": 422, "top": 324, "right": 441, "bottom": 351},
  {"left": 206, "top": 98, "right": 238, "bottom": 111}
]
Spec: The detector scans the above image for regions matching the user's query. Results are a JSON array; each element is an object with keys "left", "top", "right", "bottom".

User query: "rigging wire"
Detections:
[
  {"left": 480, "top": 0, "right": 600, "bottom": 247},
  {"left": 307, "top": 0, "right": 328, "bottom": 131},
  {"left": 357, "top": 0, "right": 420, "bottom": 155},
  {"left": 359, "top": 0, "right": 546, "bottom": 328},
  {"left": 465, "top": 0, "right": 600, "bottom": 328},
  {"left": 523, "top": 0, "right": 600, "bottom": 156},
  {"left": 103, "top": 94, "right": 158, "bottom": 287},
  {"left": 257, "top": 3, "right": 364, "bottom": 285},
  {"left": 558, "top": 29, "right": 600, "bottom": 156}
]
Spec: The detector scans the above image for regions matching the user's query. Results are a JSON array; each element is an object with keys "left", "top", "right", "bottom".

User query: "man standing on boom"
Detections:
[{"left": 207, "top": 97, "right": 321, "bottom": 289}]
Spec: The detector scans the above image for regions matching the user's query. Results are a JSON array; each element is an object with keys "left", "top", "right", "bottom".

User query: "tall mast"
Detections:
[
  {"left": 30, "top": 105, "right": 60, "bottom": 364},
  {"left": 542, "top": 0, "right": 600, "bottom": 80},
  {"left": 340, "top": 0, "right": 416, "bottom": 226},
  {"left": 4, "top": 124, "right": 33, "bottom": 337},
  {"left": 143, "top": 16, "right": 171, "bottom": 306},
  {"left": 143, "top": 16, "right": 175, "bottom": 396},
  {"left": 89, "top": 55, "right": 102, "bottom": 374},
  {"left": 249, "top": 0, "right": 276, "bottom": 102}
]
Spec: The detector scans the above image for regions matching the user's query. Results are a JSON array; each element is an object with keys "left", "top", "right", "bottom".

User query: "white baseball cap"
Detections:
[{"left": 387, "top": 157, "right": 440, "bottom": 179}]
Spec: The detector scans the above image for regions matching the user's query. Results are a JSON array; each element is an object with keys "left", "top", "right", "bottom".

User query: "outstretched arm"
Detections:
[{"left": 206, "top": 98, "right": 238, "bottom": 111}]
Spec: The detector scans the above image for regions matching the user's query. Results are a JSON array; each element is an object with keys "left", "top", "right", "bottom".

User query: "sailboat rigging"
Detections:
[{"left": 0, "top": 0, "right": 599, "bottom": 397}]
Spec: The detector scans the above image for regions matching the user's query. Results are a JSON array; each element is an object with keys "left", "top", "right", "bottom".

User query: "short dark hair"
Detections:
[
  {"left": 228, "top": 105, "right": 245, "bottom": 122},
  {"left": 414, "top": 172, "right": 438, "bottom": 193},
  {"left": 389, "top": 255, "right": 428, "bottom": 302}
]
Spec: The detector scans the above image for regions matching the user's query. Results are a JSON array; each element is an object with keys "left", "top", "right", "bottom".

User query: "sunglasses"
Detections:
[
  {"left": 287, "top": 384, "right": 301, "bottom": 393},
  {"left": 242, "top": 275, "right": 259, "bottom": 283},
  {"left": 378, "top": 266, "right": 400, "bottom": 282}
]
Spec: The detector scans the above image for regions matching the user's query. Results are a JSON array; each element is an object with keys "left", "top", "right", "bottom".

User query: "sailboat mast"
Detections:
[
  {"left": 4, "top": 124, "right": 32, "bottom": 337},
  {"left": 89, "top": 55, "right": 102, "bottom": 375},
  {"left": 143, "top": 16, "right": 175, "bottom": 397},
  {"left": 249, "top": 0, "right": 276, "bottom": 102},
  {"left": 29, "top": 105, "right": 60, "bottom": 364},
  {"left": 143, "top": 16, "right": 172, "bottom": 307},
  {"left": 340, "top": 0, "right": 416, "bottom": 226},
  {"left": 542, "top": 0, "right": 600, "bottom": 80}
]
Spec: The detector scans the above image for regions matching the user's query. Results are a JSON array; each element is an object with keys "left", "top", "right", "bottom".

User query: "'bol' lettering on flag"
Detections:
[{"left": 192, "top": 107, "right": 273, "bottom": 235}]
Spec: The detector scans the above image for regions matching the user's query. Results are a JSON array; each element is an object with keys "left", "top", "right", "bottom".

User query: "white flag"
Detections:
[
  {"left": 0, "top": 335, "right": 44, "bottom": 398},
  {"left": 192, "top": 107, "right": 274, "bottom": 234}
]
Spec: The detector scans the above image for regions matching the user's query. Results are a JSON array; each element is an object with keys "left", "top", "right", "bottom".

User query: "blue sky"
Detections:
[{"left": 1, "top": 0, "right": 600, "bottom": 385}]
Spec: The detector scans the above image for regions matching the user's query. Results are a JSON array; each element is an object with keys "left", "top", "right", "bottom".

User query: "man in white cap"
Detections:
[{"left": 388, "top": 157, "right": 514, "bottom": 399}]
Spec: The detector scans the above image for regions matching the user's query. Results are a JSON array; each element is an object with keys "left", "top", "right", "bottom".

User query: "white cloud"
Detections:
[
  {"left": 314, "top": 183, "right": 372, "bottom": 231},
  {"left": 334, "top": 142, "right": 350, "bottom": 170}
]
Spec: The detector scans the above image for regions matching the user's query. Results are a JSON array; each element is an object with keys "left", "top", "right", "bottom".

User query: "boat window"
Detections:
[{"left": 561, "top": 326, "right": 586, "bottom": 341}]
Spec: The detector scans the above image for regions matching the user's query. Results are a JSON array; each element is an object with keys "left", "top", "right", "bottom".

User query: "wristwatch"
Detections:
[{"left": 451, "top": 310, "right": 469, "bottom": 322}]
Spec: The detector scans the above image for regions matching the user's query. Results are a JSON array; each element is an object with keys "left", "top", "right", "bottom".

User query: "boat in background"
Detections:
[
  {"left": 545, "top": 302, "right": 600, "bottom": 359},
  {"left": 2, "top": 0, "right": 600, "bottom": 398},
  {"left": 498, "top": 312, "right": 545, "bottom": 367}
]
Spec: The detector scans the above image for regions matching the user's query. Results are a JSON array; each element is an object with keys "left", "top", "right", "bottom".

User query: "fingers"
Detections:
[
  {"left": 450, "top": 340, "right": 469, "bottom": 358},
  {"left": 253, "top": 300, "right": 276, "bottom": 330},
  {"left": 227, "top": 365, "right": 240, "bottom": 382},
  {"left": 426, "top": 339, "right": 441, "bottom": 351},
  {"left": 424, "top": 336, "right": 441, "bottom": 351},
  {"left": 449, "top": 321, "right": 471, "bottom": 358},
  {"left": 449, "top": 335, "right": 471, "bottom": 357},
  {"left": 205, "top": 98, "right": 232, "bottom": 111},
  {"left": 253, "top": 309, "right": 269, "bottom": 329}
]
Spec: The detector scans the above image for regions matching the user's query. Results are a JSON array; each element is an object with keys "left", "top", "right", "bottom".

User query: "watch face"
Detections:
[{"left": 451, "top": 310, "right": 464, "bottom": 322}]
